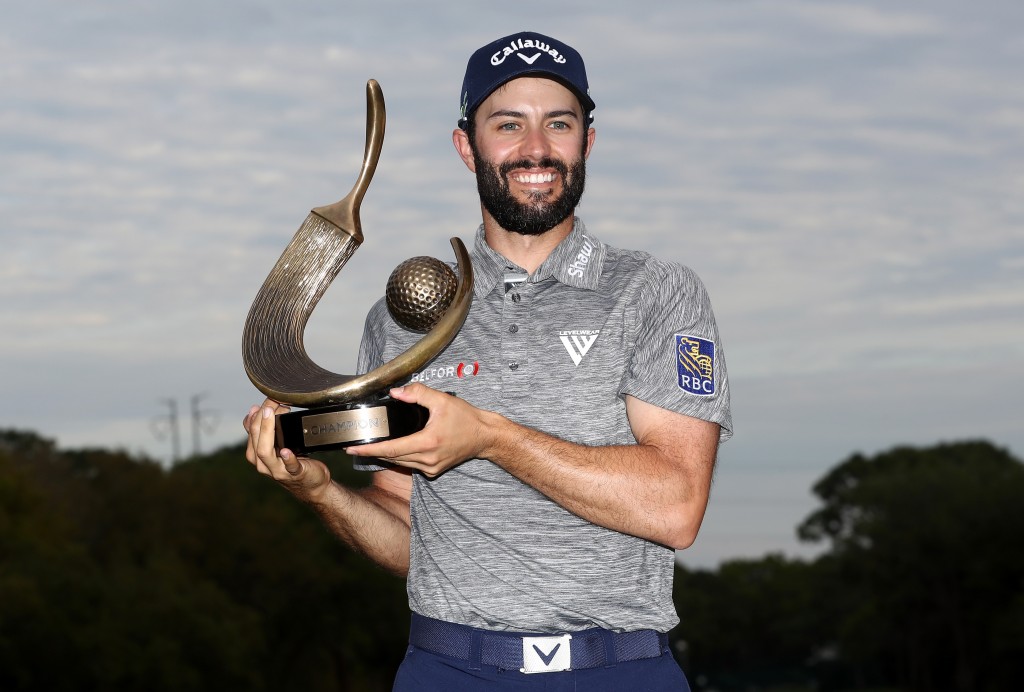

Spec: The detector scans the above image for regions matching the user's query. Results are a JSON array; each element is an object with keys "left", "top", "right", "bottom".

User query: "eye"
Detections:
[
  {"left": 548, "top": 120, "right": 570, "bottom": 131},
  {"left": 498, "top": 121, "right": 520, "bottom": 131}
]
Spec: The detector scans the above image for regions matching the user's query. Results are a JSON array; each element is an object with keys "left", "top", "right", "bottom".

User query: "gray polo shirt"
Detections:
[{"left": 357, "top": 219, "right": 732, "bottom": 634}]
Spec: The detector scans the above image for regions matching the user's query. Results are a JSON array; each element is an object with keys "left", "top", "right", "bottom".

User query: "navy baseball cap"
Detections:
[{"left": 458, "top": 31, "right": 595, "bottom": 129}]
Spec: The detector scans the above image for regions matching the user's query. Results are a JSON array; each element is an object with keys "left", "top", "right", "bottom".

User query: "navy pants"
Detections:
[{"left": 392, "top": 643, "right": 692, "bottom": 691}]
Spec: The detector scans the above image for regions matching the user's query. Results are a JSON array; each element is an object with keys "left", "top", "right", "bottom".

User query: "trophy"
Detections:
[{"left": 242, "top": 80, "right": 473, "bottom": 456}]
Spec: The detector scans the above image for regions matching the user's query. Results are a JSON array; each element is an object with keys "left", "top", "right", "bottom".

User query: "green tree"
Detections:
[
  {"left": 798, "top": 440, "right": 1024, "bottom": 691},
  {"left": 673, "top": 554, "right": 832, "bottom": 690},
  {"left": 0, "top": 431, "right": 266, "bottom": 691},
  {"left": 165, "top": 444, "right": 410, "bottom": 691},
  {"left": 0, "top": 430, "right": 408, "bottom": 691}
]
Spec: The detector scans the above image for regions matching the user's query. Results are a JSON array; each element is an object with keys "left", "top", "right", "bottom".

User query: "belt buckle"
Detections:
[{"left": 521, "top": 633, "right": 572, "bottom": 674}]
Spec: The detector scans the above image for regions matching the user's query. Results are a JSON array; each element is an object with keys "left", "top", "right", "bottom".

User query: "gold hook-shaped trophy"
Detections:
[{"left": 242, "top": 80, "right": 473, "bottom": 454}]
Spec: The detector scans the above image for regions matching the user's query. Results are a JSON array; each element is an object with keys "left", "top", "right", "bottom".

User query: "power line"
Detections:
[{"left": 151, "top": 394, "right": 220, "bottom": 463}]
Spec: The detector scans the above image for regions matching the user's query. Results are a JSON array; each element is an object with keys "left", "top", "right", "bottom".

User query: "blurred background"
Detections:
[{"left": 2, "top": 1, "right": 1022, "bottom": 690}]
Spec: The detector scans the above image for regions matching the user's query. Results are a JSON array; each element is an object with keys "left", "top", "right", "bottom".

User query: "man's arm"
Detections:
[
  {"left": 347, "top": 385, "right": 719, "bottom": 549},
  {"left": 490, "top": 395, "right": 719, "bottom": 549},
  {"left": 244, "top": 400, "right": 413, "bottom": 575}
]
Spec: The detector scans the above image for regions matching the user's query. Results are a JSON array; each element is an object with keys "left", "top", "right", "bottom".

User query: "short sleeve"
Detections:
[{"left": 619, "top": 260, "right": 733, "bottom": 442}]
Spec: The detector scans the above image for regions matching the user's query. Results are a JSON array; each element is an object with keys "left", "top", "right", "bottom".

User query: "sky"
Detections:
[{"left": 2, "top": 0, "right": 1022, "bottom": 569}]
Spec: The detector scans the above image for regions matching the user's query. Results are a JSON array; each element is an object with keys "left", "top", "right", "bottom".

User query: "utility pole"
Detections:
[
  {"left": 189, "top": 393, "right": 219, "bottom": 457},
  {"left": 152, "top": 398, "right": 181, "bottom": 464}
]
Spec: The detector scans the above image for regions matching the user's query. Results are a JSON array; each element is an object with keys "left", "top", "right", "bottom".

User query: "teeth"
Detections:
[{"left": 514, "top": 172, "right": 556, "bottom": 184}]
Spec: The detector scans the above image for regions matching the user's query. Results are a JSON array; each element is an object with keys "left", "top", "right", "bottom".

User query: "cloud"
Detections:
[
  {"left": 2, "top": 0, "right": 1022, "bottom": 567},
  {"left": 782, "top": 2, "right": 946, "bottom": 38}
]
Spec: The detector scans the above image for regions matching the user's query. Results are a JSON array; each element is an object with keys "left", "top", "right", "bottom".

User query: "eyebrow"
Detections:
[{"left": 485, "top": 109, "right": 581, "bottom": 122}]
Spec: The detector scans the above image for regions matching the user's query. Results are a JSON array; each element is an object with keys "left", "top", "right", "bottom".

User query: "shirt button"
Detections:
[
  {"left": 508, "top": 361, "right": 519, "bottom": 371},
  {"left": 511, "top": 293, "right": 521, "bottom": 303},
  {"left": 508, "top": 324, "right": 519, "bottom": 333}
]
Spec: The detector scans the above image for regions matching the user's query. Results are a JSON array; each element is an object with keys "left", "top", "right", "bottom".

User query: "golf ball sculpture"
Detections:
[{"left": 386, "top": 256, "right": 458, "bottom": 333}]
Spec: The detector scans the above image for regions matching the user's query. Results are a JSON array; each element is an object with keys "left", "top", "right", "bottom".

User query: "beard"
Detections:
[{"left": 472, "top": 149, "right": 587, "bottom": 236}]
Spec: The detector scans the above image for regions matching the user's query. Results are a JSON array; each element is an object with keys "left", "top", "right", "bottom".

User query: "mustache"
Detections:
[{"left": 498, "top": 157, "right": 570, "bottom": 180}]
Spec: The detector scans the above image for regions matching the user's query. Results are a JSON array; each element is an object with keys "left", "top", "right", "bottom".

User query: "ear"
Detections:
[
  {"left": 583, "top": 126, "right": 596, "bottom": 161},
  {"left": 452, "top": 128, "right": 477, "bottom": 173}
]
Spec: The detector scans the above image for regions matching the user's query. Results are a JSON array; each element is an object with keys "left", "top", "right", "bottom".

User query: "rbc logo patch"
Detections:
[{"left": 676, "top": 335, "right": 715, "bottom": 396}]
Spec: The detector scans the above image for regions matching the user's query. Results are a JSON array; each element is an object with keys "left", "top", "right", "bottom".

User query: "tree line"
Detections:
[{"left": 1, "top": 429, "right": 1021, "bottom": 691}]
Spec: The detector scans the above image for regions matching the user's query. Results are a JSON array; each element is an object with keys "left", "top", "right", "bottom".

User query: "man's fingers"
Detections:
[
  {"left": 243, "top": 401, "right": 331, "bottom": 499},
  {"left": 242, "top": 404, "right": 259, "bottom": 433},
  {"left": 254, "top": 406, "right": 280, "bottom": 462},
  {"left": 348, "top": 433, "right": 421, "bottom": 461},
  {"left": 388, "top": 382, "right": 436, "bottom": 406},
  {"left": 280, "top": 448, "right": 302, "bottom": 476},
  {"left": 244, "top": 406, "right": 262, "bottom": 464},
  {"left": 244, "top": 405, "right": 279, "bottom": 474}
]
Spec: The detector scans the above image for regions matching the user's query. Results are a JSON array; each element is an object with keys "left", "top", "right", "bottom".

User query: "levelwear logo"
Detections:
[
  {"left": 559, "top": 329, "right": 599, "bottom": 366},
  {"left": 676, "top": 334, "right": 715, "bottom": 396},
  {"left": 491, "top": 37, "right": 568, "bottom": 67}
]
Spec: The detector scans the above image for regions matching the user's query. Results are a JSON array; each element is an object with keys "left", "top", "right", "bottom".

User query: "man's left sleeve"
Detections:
[{"left": 619, "top": 260, "right": 733, "bottom": 442}]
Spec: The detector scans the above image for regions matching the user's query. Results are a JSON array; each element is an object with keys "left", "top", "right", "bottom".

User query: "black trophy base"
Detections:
[{"left": 275, "top": 397, "right": 429, "bottom": 456}]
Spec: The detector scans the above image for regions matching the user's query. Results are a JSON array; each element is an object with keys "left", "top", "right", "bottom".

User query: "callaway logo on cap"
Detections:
[{"left": 458, "top": 31, "right": 595, "bottom": 128}]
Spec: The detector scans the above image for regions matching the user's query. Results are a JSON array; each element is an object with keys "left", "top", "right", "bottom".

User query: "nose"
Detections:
[{"left": 518, "top": 125, "right": 551, "bottom": 163}]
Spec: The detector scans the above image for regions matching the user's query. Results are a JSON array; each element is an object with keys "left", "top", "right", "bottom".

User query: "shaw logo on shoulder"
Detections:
[
  {"left": 676, "top": 335, "right": 715, "bottom": 396},
  {"left": 566, "top": 235, "right": 595, "bottom": 279}
]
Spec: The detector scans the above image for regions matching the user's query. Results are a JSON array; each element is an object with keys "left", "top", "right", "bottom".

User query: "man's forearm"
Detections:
[
  {"left": 482, "top": 410, "right": 718, "bottom": 549},
  {"left": 305, "top": 481, "right": 411, "bottom": 576}
]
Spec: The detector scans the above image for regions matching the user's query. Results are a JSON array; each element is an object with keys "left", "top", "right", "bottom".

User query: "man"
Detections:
[{"left": 245, "top": 31, "right": 732, "bottom": 690}]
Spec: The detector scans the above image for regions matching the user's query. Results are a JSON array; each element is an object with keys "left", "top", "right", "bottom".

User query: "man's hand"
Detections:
[
  {"left": 243, "top": 399, "right": 332, "bottom": 503},
  {"left": 346, "top": 383, "right": 498, "bottom": 478},
  {"left": 241, "top": 399, "right": 413, "bottom": 574}
]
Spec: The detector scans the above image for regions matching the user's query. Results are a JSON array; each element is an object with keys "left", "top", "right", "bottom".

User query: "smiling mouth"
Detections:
[{"left": 511, "top": 172, "right": 557, "bottom": 184}]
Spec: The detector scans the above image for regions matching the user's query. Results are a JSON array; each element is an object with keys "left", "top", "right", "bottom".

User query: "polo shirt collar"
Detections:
[{"left": 469, "top": 218, "right": 607, "bottom": 298}]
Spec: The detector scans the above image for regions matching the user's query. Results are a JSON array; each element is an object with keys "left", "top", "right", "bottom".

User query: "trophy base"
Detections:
[{"left": 275, "top": 397, "right": 429, "bottom": 456}]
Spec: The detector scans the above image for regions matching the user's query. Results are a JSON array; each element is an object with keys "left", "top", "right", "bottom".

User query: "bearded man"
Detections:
[{"left": 245, "top": 31, "right": 732, "bottom": 691}]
